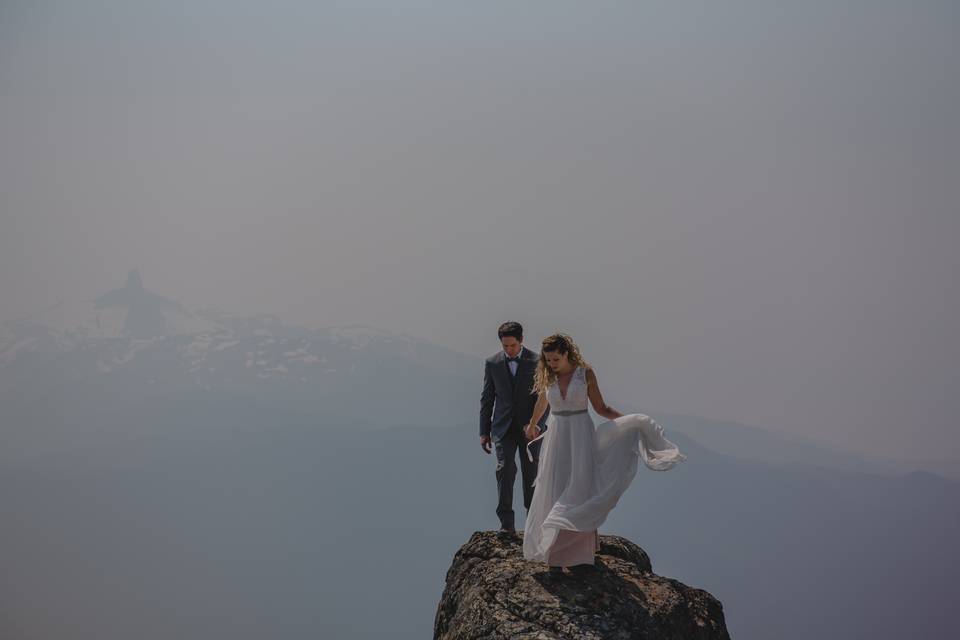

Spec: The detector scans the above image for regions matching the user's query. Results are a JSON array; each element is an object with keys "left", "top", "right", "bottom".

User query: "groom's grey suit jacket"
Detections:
[{"left": 480, "top": 346, "right": 550, "bottom": 442}]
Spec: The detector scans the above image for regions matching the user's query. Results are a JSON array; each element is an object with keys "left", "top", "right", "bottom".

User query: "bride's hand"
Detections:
[{"left": 524, "top": 423, "right": 539, "bottom": 440}]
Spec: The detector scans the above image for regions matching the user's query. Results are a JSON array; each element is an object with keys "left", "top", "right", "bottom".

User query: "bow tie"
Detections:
[{"left": 506, "top": 356, "right": 520, "bottom": 363}]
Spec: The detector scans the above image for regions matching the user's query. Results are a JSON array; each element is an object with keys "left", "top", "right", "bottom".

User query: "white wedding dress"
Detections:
[{"left": 522, "top": 365, "right": 688, "bottom": 566}]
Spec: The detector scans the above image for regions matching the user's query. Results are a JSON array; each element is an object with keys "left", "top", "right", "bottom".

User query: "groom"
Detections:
[{"left": 479, "top": 321, "right": 549, "bottom": 534}]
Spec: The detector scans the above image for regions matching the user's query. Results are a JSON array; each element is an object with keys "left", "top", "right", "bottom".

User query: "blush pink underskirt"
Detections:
[{"left": 545, "top": 529, "right": 600, "bottom": 567}]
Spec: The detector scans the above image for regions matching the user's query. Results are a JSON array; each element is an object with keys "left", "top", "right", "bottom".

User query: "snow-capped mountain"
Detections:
[{"left": 0, "top": 271, "right": 480, "bottom": 430}]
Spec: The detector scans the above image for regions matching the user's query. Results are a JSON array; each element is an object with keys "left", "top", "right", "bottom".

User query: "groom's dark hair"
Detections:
[{"left": 498, "top": 322, "right": 523, "bottom": 341}]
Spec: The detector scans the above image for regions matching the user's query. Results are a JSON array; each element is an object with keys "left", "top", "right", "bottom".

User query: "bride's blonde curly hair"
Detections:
[{"left": 532, "top": 333, "right": 591, "bottom": 395}]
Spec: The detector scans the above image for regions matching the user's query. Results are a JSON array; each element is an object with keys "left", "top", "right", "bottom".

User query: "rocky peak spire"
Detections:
[
  {"left": 126, "top": 269, "right": 144, "bottom": 292},
  {"left": 434, "top": 531, "right": 730, "bottom": 639}
]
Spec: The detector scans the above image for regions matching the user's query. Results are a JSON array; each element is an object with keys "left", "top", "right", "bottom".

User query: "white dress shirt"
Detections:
[{"left": 504, "top": 346, "right": 523, "bottom": 376}]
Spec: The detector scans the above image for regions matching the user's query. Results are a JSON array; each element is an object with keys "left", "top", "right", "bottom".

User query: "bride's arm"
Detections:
[
  {"left": 586, "top": 368, "right": 624, "bottom": 420},
  {"left": 525, "top": 391, "right": 549, "bottom": 439}
]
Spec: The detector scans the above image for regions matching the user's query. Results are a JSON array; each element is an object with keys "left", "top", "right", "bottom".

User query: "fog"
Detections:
[{"left": 2, "top": 2, "right": 957, "bottom": 461}]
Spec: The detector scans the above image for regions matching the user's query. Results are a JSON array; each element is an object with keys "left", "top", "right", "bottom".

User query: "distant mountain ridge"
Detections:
[
  {"left": 628, "top": 411, "right": 960, "bottom": 482},
  {"left": 0, "top": 270, "right": 479, "bottom": 431},
  {"left": 2, "top": 270, "right": 956, "bottom": 482}
]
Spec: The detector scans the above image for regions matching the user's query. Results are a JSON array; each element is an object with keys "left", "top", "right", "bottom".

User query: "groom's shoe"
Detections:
[{"left": 498, "top": 526, "right": 518, "bottom": 537}]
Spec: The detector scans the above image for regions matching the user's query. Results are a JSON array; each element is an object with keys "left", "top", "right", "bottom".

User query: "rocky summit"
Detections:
[{"left": 434, "top": 531, "right": 730, "bottom": 640}]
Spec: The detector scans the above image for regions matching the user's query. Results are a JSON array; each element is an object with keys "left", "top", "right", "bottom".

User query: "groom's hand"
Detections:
[{"left": 480, "top": 435, "right": 492, "bottom": 454}]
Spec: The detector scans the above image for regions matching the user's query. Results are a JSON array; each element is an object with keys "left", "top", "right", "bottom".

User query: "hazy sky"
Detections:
[{"left": 1, "top": 1, "right": 957, "bottom": 462}]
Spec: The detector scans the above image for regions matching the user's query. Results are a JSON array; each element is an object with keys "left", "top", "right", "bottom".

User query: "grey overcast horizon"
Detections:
[{"left": 1, "top": 1, "right": 957, "bottom": 464}]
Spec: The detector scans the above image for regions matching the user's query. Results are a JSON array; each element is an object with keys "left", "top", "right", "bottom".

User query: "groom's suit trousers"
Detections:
[{"left": 494, "top": 423, "right": 538, "bottom": 529}]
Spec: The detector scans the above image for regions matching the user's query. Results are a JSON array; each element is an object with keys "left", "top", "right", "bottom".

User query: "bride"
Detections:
[{"left": 521, "top": 333, "right": 687, "bottom": 575}]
